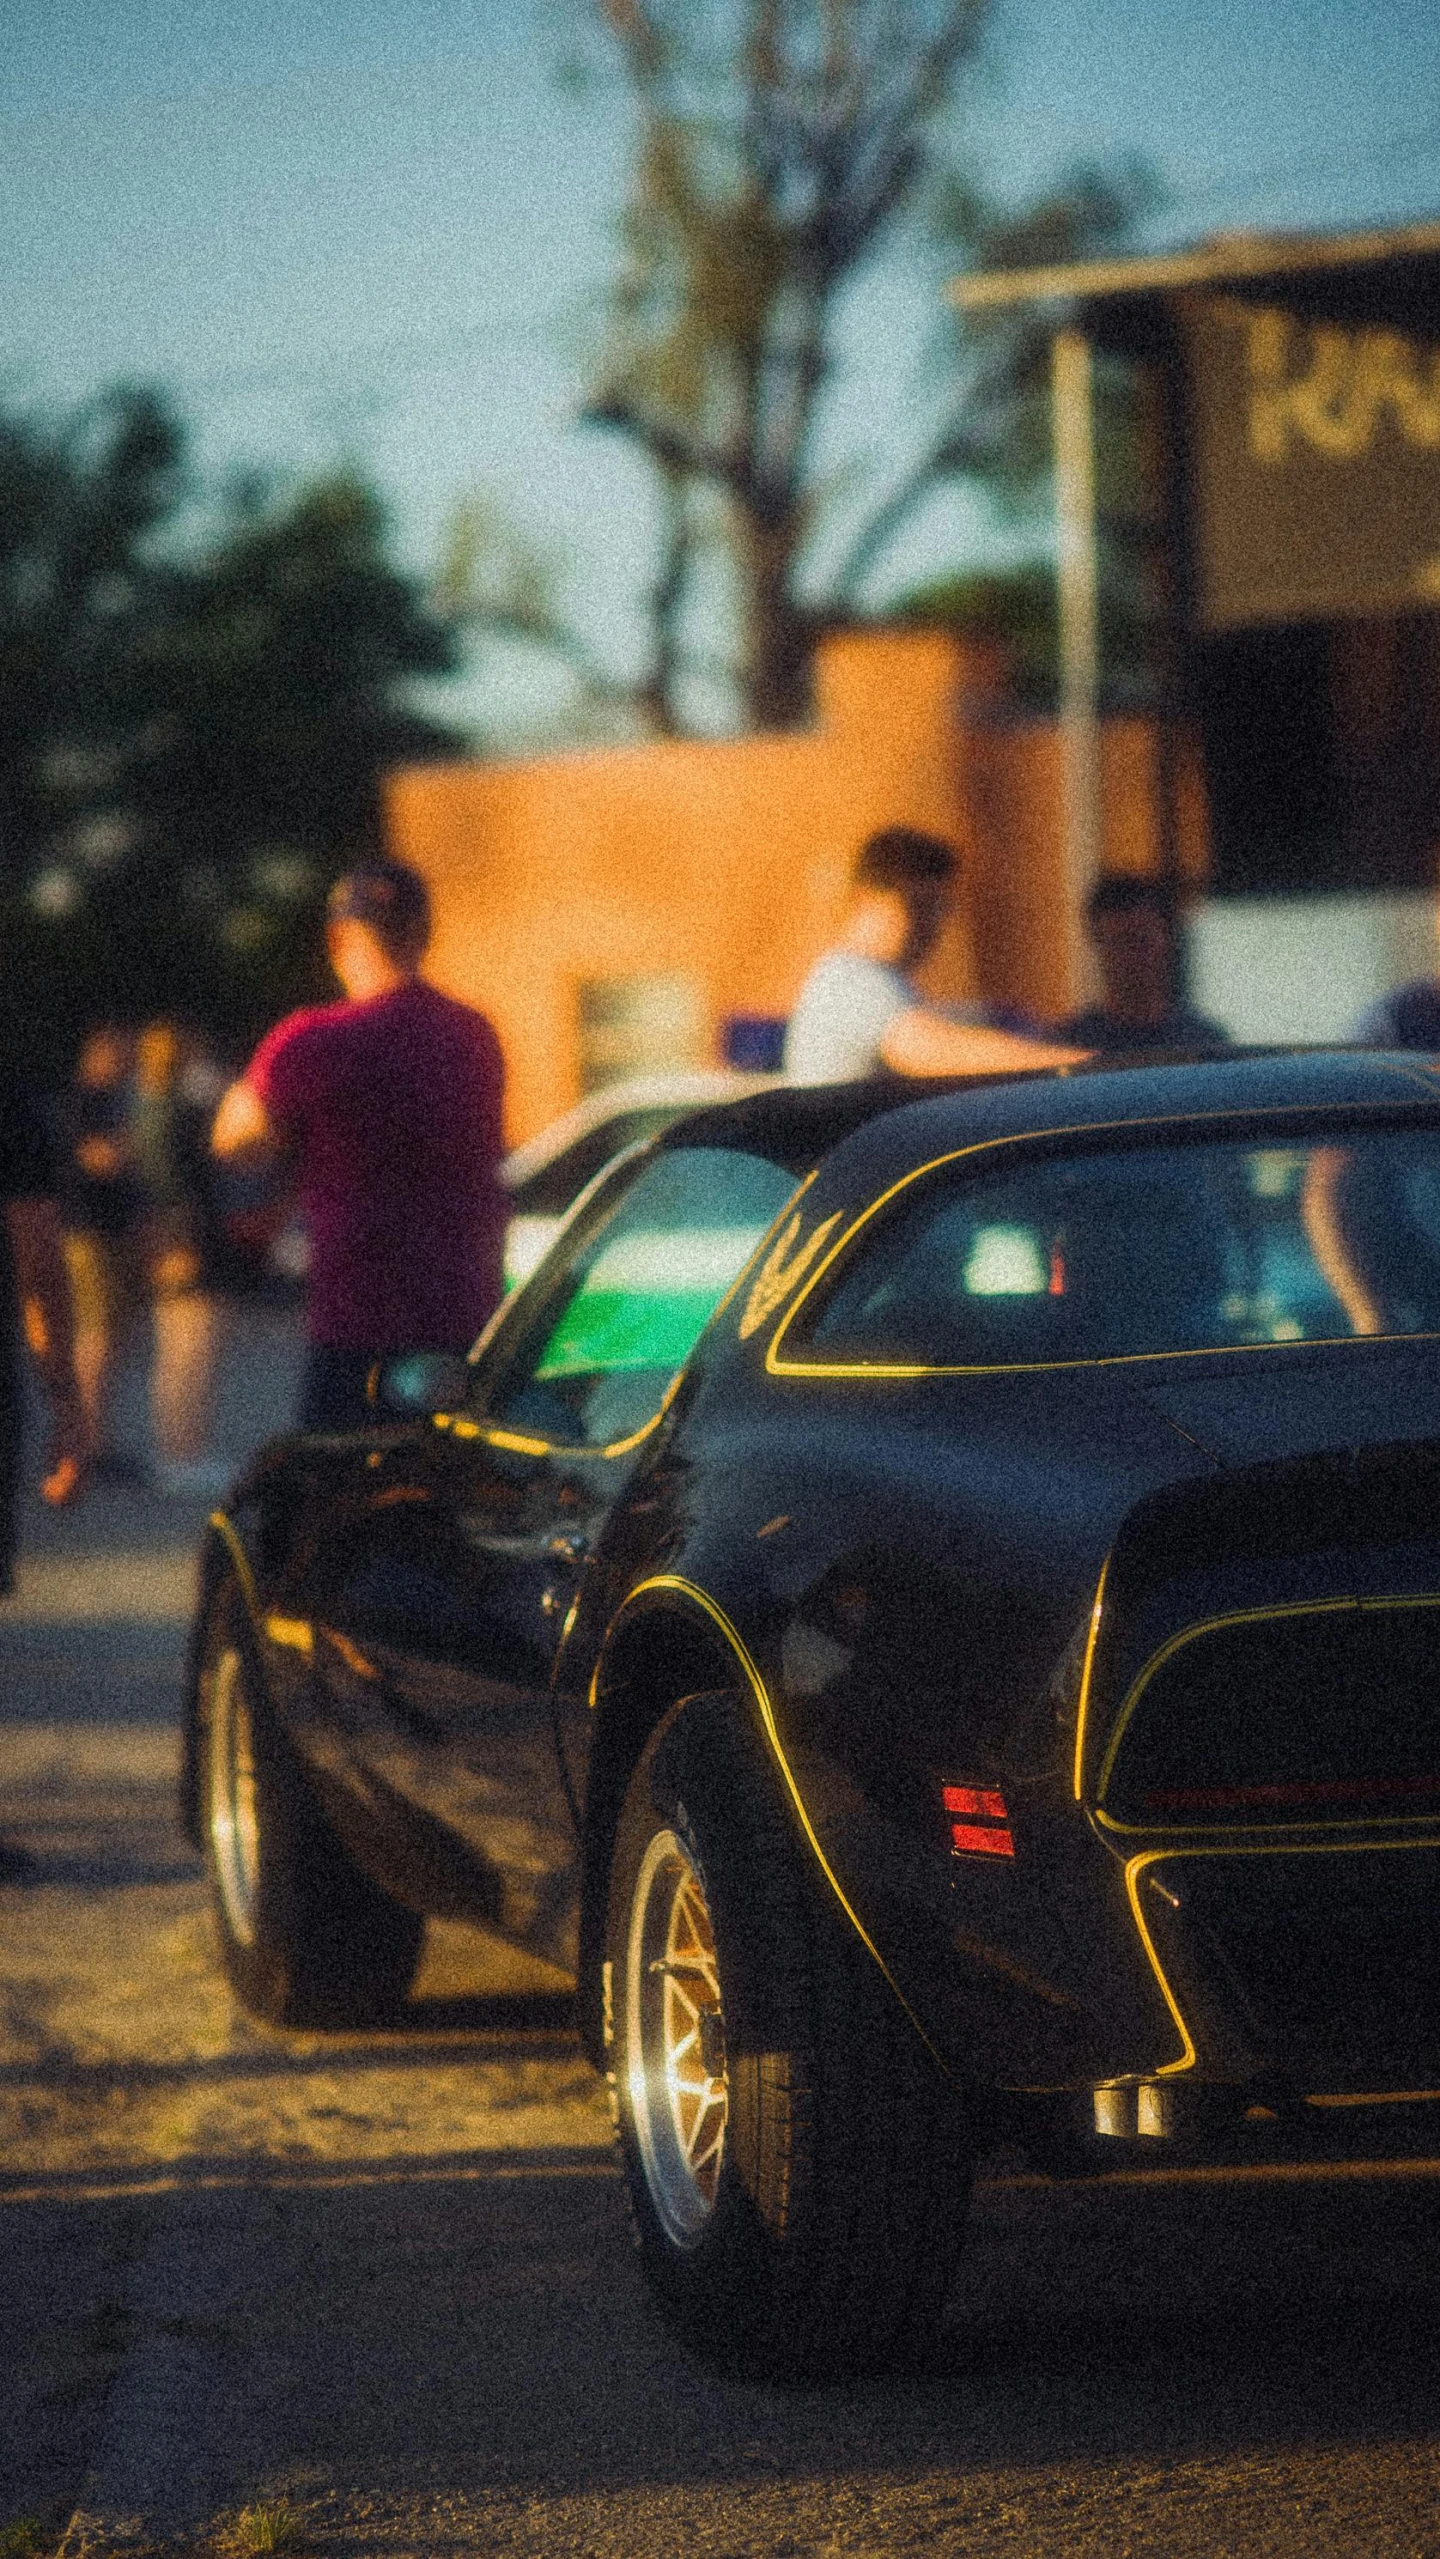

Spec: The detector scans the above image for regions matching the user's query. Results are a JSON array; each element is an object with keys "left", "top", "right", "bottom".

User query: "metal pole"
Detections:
[{"left": 1052, "top": 325, "right": 1102, "bottom": 1008}]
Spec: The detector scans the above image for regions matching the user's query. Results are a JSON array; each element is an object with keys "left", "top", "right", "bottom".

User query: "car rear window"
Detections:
[{"left": 794, "top": 1127, "right": 1440, "bottom": 1369}]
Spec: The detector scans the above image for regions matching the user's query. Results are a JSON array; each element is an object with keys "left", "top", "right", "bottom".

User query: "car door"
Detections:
[{"left": 311, "top": 1142, "right": 799, "bottom": 1968}]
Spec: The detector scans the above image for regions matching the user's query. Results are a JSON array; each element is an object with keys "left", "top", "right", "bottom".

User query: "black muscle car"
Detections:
[{"left": 183, "top": 1050, "right": 1440, "bottom": 2375}]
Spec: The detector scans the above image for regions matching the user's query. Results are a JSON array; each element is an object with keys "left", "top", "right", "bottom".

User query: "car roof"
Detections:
[
  {"left": 658, "top": 1049, "right": 1440, "bottom": 1185},
  {"left": 657, "top": 1076, "right": 959, "bottom": 1175}
]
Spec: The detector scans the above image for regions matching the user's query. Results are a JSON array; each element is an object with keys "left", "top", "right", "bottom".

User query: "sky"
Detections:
[{"left": 7, "top": 0, "right": 1440, "bottom": 744}]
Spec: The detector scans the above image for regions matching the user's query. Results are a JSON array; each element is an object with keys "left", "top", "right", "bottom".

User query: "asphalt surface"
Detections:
[{"left": 5, "top": 1307, "right": 1440, "bottom": 2556}]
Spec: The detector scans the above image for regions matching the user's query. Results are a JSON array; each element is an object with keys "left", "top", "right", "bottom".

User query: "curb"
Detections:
[{"left": 58, "top": 2189, "right": 238, "bottom": 2554}]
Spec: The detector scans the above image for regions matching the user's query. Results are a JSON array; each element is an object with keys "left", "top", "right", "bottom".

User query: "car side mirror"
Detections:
[{"left": 374, "top": 1351, "right": 474, "bottom": 1419}]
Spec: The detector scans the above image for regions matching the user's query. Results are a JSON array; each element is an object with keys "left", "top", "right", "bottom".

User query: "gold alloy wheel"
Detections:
[
  {"left": 625, "top": 1827, "right": 729, "bottom": 2245},
  {"left": 207, "top": 1643, "right": 260, "bottom": 1948}
]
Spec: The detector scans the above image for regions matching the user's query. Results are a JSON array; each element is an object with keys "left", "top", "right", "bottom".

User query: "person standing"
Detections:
[
  {"left": 60, "top": 1022, "right": 147, "bottom": 1479},
  {"left": 1353, "top": 863, "right": 1440, "bottom": 1048},
  {"left": 132, "top": 1020, "right": 235, "bottom": 1496},
  {"left": 2, "top": 1072, "right": 90, "bottom": 1595},
  {"left": 784, "top": 828, "right": 1087, "bottom": 1083},
  {"left": 212, "top": 860, "right": 507, "bottom": 1433},
  {"left": 1061, "top": 875, "right": 1229, "bottom": 1052}
]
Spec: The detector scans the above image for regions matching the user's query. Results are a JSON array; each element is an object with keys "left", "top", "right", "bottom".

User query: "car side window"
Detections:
[{"left": 487, "top": 1147, "right": 797, "bottom": 1446}]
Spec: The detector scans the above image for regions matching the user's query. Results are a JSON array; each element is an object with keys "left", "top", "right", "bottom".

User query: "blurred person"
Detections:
[
  {"left": 1353, "top": 849, "right": 1440, "bottom": 1048},
  {"left": 60, "top": 1021, "right": 147, "bottom": 1480},
  {"left": 212, "top": 859, "right": 507, "bottom": 1433},
  {"left": 133, "top": 1020, "right": 234, "bottom": 1497},
  {"left": 1062, "top": 874, "right": 1228, "bottom": 1053},
  {"left": 784, "top": 828, "right": 1087, "bottom": 1083},
  {"left": 2, "top": 1069, "right": 90, "bottom": 1596},
  {"left": 1302, "top": 1136, "right": 1440, "bottom": 1341}
]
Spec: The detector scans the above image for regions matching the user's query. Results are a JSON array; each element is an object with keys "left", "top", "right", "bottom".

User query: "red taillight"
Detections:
[
  {"left": 943, "top": 1784, "right": 1008, "bottom": 1820},
  {"left": 948, "top": 1822, "right": 1016, "bottom": 1857},
  {"left": 942, "top": 1780, "right": 1015, "bottom": 1858}
]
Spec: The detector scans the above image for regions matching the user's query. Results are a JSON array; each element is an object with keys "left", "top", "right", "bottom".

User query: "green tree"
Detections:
[
  {"left": 134, "top": 472, "right": 460, "bottom": 877},
  {"left": 837, "top": 160, "right": 1159, "bottom": 601},
  {"left": 1, "top": 431, "right": 464, "bottom": 1069},
  {"left": 890, "top": 556, "right": 1158, "bottom": 715},
  {"left": 0, "top": 386, "right": 183, "bottom": 898},
  {"left": 580, "top": 0, "right": 1153, "bottom": 731},
  {"left": 129, "top": 470, "right": 464, "bottom": 1046}
]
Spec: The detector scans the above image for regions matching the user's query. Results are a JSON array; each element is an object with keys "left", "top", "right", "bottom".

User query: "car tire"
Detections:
[
  {"left": 195, "top": 1574, "right": 425, "bottom": 2028},
  {"left": 605, "top": 1688, "right": 973, "bottom": 2378}
]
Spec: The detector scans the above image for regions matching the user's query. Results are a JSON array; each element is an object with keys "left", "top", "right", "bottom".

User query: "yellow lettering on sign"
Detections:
[
  {"left": 1245, "top": 308, "right": 1294, "bottom": 462},
  {"left": 738, "top": 1211, "right": 843, "bottom": 1341},
  {"left": 1246, "top": 306, "right": 1440, "bottom": 464}
]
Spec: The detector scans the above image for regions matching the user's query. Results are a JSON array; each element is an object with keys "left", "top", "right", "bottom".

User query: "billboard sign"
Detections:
[{"left": 1181, "top": 291, "right": 1440, "bottom": 630}]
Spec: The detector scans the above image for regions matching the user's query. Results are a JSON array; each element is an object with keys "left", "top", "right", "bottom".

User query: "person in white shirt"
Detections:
[{"left": 784, "top": 828, "right": 1088, "bottom": 1084}]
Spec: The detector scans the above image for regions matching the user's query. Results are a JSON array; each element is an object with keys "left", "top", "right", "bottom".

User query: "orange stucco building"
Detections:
[{"left": 386, "top": 628, "right": 1206, "bottom": 1145}]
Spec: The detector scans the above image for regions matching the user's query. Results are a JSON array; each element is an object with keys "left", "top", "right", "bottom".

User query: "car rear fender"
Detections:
[{"left": 579, "top": 1573, "right": 945, "bottom": 2076}]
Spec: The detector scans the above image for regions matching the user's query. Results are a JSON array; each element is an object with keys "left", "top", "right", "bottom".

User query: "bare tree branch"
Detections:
[
  {"left": 827, "top": 428, "right": 981, "bottom": 605},
  {"left": 581, "top": 2, "right": 1151, "bottom": 728},
  {"left": 581, "top": 391, "right": 754, "bottom": 500}
]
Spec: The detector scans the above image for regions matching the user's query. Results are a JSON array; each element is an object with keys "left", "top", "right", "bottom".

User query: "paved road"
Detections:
[{"left": 6, "top": 1315, "right": 1440, "bottom": 2554}]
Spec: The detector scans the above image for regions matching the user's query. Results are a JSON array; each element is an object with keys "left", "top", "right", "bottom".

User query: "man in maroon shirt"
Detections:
[{"left": 213, "top": 860, "right": 507, "bottom": 1432}]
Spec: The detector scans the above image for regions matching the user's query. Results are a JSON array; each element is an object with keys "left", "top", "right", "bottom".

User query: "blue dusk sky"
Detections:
[{"left": 7, "top": 0, "right": 1440, "bottom": 741}]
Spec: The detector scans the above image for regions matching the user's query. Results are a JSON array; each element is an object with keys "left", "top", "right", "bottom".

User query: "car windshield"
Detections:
[{"left": 800, "top": 1125, "right": 1440, "bottom": 1368}]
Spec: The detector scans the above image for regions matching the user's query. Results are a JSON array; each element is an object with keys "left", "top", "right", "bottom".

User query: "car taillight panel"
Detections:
[
  {"left": 942, "top": 1780, "right": 1015, "bottom": 1858},
  {"left": 1100, "top": 1598, "right": 1440, "bottom": 1832}
]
